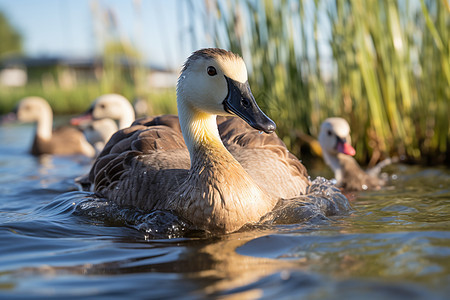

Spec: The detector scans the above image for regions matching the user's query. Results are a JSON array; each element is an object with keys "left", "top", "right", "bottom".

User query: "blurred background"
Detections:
[{"left": 0, "top": 0, "right": 448, "bottom": 165}]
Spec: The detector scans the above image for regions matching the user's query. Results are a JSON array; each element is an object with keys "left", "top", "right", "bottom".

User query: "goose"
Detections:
[
  {"left": 86, "top": 48, "right": 311, "bottom": 233},
  {"left": 70, "top": 93, "right": 135, "bottom": 154},
  {"left": 319, "top": 117, "right": 388, "bottom": 191},
  {"left": 10, "top": 96, "right": 96, "bottom": 157},
  {"left": 71, "top": 93, "right": 135, "bottom": 130}
]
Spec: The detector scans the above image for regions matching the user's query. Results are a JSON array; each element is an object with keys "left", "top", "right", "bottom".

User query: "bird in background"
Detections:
[{"left": 318, "top": 117, "right": 393, "bottom": 191}]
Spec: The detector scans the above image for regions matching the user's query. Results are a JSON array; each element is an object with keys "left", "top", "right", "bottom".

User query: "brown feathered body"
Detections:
[
  {"left": 31, "top": 126, "right": 95, "bottom": 156},
  {"left": 335, "top": 153, "right": 385, "bottom": 191},
  {"left": 14, "top": 96, "right": 95, "bottom": 157},
  {"left": 89, "top": 115, "right": 309, "bottom": 233},
  {"left": 87, "top": 48, "right": 311, "bottom": 233}
]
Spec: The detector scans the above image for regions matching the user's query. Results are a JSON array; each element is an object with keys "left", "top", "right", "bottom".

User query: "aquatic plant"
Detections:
[
  {"left": 208, "top": 0, "right": 449, "bottom": 165},
  {"left": 1, "top": 0, "right": 447, "bottom": 165}
]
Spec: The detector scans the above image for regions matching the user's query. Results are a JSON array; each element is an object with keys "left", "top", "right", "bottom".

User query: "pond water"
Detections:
[{"left": 0, "top": 123, "right": 449, "bottom": 299}]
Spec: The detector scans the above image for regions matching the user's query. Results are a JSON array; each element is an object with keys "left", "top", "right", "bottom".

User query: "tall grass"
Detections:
[
  {"left": 210, "top": 0, "right": 449, "bottom": 165},
  {"left": 1, "top": 0, "right": 447, "bottom": 165}
]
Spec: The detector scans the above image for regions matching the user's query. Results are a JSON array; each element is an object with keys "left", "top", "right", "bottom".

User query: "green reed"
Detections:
[{"left": 210, "top": 0, "right": 449, "bottom": 164}]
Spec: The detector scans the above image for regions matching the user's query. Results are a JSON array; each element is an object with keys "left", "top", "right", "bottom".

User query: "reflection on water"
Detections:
[{"left": 0, "top": 124, "right": 449, "bottom": 299}]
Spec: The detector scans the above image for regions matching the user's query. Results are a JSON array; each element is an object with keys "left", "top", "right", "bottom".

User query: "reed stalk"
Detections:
[{"left": 210, "top": 0, "right": 449, "bottom": 165}]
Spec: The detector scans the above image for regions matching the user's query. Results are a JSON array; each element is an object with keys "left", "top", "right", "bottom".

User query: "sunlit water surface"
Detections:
[{"left": 1, "top": 124, "right": 449, "bottom": 299}]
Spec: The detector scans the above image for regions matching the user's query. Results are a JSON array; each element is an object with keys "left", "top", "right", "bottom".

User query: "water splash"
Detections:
[
  {"left": 261, "top": 177, "right": 351, "bottom": 225},
  {"left": 64, "top": 177, "right": 350, "bottom": 239},
  {"left": 72, "top": 195, "right": 191, "bottom": 239}
]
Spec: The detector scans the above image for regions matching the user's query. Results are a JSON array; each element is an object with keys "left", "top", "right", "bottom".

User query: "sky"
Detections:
[
  {"left": 0, "top": 0, "right": 338, "bottom": 75},
  {"left": 0, "top": 0, "right": 213, "bottom": 70}
]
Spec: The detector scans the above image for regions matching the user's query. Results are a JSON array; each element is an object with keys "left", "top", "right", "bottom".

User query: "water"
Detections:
[{"left": 1, "top": 123, "right": 449, "bottom": 299}]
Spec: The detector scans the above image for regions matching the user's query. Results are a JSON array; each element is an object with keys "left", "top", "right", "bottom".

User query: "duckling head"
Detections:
[
  {"left": 177, "top": 48, "right": 276, "bottom": 134},
  {"left": 15, "top": 96, "right": 51, "bottom": 123},
  {"left": 71, "top": 94, "right": 134, "bottom": 128},
  {"left": 89, "top": 94, "right": 134, "bottom": 122},
  {"left": 319, "top": 117, "right": 356, "bottom": 156}
]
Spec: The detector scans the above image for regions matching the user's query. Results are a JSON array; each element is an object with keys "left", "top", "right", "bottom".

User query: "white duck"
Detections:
[
  {"left": 71, "top": 93, "right": 136, "bottom": 154},
  {"left": 319, "top": 117, "right": 388, "bottom": 191},
  {"left": 71, "top": 93, "right": 135, "bottom": 130},
  {"left": 86, "top": 48, "right": 313, "bottom": 233},
  {"left": 10, "top": 96, "right": 95, "bottom": 157}
]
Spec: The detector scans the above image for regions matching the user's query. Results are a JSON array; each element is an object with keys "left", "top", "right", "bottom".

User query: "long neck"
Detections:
[
  {"left": 176, "top": 100, "right": 275, "bottom": 232},
  {"left": 36, "top": 106, "right": 53, "bottom": 141},
  {"left": 178, "top": 100, "right": 224, "bottom": 162},
  {"left": 118, "top": 104, "right": 135, "bottom": 129},
  {"left": 323, "top": 151, "right": 342, "bottom": 183}
]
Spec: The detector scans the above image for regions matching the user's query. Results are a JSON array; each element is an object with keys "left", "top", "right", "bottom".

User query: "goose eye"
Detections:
[
  {"left": 99, "top": 104, "right": 106, "bottom": 109},
  {"left": 327, "top": 130, "right": 332, "bottom": 136},
  {"left": 207, "top": 66, "right": 217, "bottom": 76}
]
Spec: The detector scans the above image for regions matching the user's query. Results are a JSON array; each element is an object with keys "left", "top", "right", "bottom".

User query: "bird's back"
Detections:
[
  {"left": 32, "top": 126, "right": 94, "bottom": 156},
  {"left": 218, "top": 117, "right": 309, "bottom": 198},
  {"left": 87, "top": 115, "right": 310, "bottom": 211}
]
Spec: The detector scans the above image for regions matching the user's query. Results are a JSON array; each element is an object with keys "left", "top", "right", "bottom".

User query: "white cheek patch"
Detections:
[{"left": 218, "top": 57, "right": 248, "bottom": 83}]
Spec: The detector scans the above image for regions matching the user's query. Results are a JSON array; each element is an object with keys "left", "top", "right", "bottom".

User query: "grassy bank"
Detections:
[{"left": 0, "top": 83, "right": 177, "bottom": 117}]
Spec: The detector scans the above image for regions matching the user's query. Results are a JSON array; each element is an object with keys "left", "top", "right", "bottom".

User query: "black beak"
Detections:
[{"left": 222, "top": 76, "right": 276, "bottom": 134}]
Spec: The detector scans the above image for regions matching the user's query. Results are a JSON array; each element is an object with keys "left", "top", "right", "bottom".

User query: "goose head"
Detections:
[
  {"left": 71, "top": 94, "right": 135, "bottom": 129},
  {"left": 14, "top": 96, "right": 52, "bottom": 123},
  {"left": 319, "top": 117, "right": 356, "bottom": 157},
  {"left": 177, "top": 48, "right": 276, "bottom": 134}
]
